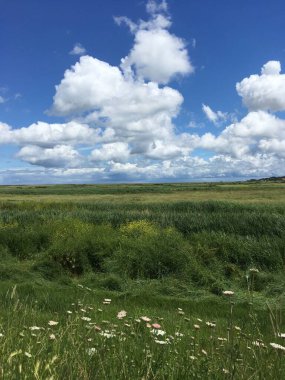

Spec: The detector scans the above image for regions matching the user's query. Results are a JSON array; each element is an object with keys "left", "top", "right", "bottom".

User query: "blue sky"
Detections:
[{"left": 1, "top": 0, "right": 285, "bottom": 184}]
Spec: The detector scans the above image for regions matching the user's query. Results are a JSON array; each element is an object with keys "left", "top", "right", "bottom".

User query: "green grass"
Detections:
[{"left": 0, "top": 182, "right": 285, "bottom": 378}]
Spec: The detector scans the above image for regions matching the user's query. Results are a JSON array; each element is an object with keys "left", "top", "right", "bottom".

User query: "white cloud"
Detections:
[
  {"left": 17, "top": 145, "right": 81, "bottom": 168},
  {"left": 236, "top": 60, "right": 285, "bottom": 112},
  {"left": 202, "top": 104, "right": 227, "bottom": 125},
  {"left": 0, "top": 123, "right": 13, "bottom": 144},
  {"left": 121, "top": 28, "right": 193, "bottom": 84},
  {"left": 69, "top": 43, "right": 86, "bottom": 56},
  {"left": 146, "top": 0, "right": 168, "bottom": 15},
  {"left": 258, "top": 139, "right": 285, "bottom": 158},
  {"left": 0, "top": 95, "right": 6, "bottom": 104},
  {"left": 1, "top": 0, "right": 285, "bottom": 185},
  {"left": 51, "top": 55, "right": 184, "bottom": 161},
  {"left": 90, "top": 142, "right": 130, "bottom": 162},
  {"left": 12, "top": 121, "right": 98, "bottom": 147},
  {"left": 117, "top": 0, "right": 193, "bottom": 84},
  {"left": 198, "top": 111, "right": 285, "bottom": 158}
]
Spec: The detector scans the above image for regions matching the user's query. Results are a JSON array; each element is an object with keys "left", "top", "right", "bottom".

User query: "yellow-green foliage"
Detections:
[{"left": 110, "top": 221, "right": 192, "bottom": 279}]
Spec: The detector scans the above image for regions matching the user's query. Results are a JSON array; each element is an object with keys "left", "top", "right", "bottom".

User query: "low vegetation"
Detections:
[{"left": 0, "top": 182, "right": 284, "bottom": 378}]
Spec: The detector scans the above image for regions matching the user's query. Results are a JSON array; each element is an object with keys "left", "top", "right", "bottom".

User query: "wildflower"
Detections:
[
  {"left": 234, "top": 326, "right": 241, "bottom": 331},
  {"left": 152, "top": 323, "right": 161, "bottom": 329},
  {"left": 249, "top": 268, "right": 259, "bottom": 273},
  {"left": 29, "top": 326, "right": 41, "bottom": 331},
  {"left": 151, "top": 329, "right": 166, "bottom": 336},
  {"left": 24, "top": 352, "right": 32, "bottom": 358},
  {"left": 270, "top": 343, "right": 285, "bottom": 351},
  {"left": 80, "top": 309, "right": 87, "bottom": 313},
  {"left": 218, "top": 337, "right": 227, "bottom": 342},
  {"left": 86, "top": 347, "right": 97, "bottom": 356},
  {"left": 98, "top": 309, "right": 103, "bottom": 312},
  {"left": 154, "top": 339, "right": 168, "bottom": 345},
  {"left": 223, "top": 290, "right": 234, "bottom": 296},
  {"left": 277, "top": 333, "right": 285, "bottom": 338},
  {"left": 117, "top": 310, "right": 127, "bottom": 319},
  {"left": 0, "top": 333, "right": 4, "bottom": 338},
  {"left": 190, "top": 356, "right": 197, "bottom": 360},
  {"left": 194, "top": 324, "right": 200, "bottom": 330},
  {"left": 104, "top": 298, "right": 111, "bottom": 302},
  {"left": 252, "top": 341, "right": 265, "bottom": 347},
  {"left": 175, "top": 332, "right": 184, "bottom": 337},
  {"left": 48, "top": 321, "right": 58, "bottom": 326},
  {"left": 141, "top": 316, "right": 151, "bottom": 322},
  {"left": 197, "top": 318, "right": 203, "bottom": 322},
  {"left": 178, "top": 311, "right": 185, "bottom": 315},
  {"left": 202, "top": 349, "right": 207, "bottom": 356},
  {"left": 81, "top": 317, "right": 91, "bottom": 322},
  {"left": 206, "top": 322, "right": 216, "bottom": 328},
  {"left": 94, "top": 326, "right": 101, "bottom": 332},
  {"left": 67, "top": 310, "right": 72, "bottom": 314},
  {"left": 49, "top": 334, "right": 56, "bottom": 340},
  {"left": 100, "top": 331, "right": 115, "bottom": 338}
]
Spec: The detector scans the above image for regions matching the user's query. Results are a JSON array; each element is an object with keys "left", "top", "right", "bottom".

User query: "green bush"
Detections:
[
  {"left": 48, "top": 220, "right": 93, "bottom": 275},
  {"left": 32, "top": 256, "right": 69, "bottom": 282},
  {"left": 48, "top": 220, "right": 118, "bottom": 275},
  {"left": 109, "top": 221, "right": 192, "bottom": 279},
  {"left": 99, "top": 274, "right": 123, "bottom": 291}
]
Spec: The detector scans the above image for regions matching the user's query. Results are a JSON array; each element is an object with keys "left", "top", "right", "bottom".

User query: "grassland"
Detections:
[{"left": 0, "top": 181, "right": 285, "bottom": 378}]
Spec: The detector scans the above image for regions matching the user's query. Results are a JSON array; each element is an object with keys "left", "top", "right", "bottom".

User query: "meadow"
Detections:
[{"left": 0, "top": 181, "right": 285, "bottom": 379}]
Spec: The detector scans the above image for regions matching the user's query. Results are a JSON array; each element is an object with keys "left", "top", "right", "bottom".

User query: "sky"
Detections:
[{"left": 1, "top": 0, "right": 285, "bottom": 184}]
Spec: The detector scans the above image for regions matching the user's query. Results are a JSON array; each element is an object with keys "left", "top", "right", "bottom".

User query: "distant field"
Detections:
[{"left": 1, "top": 181, "right": 285, "bottom": 203}]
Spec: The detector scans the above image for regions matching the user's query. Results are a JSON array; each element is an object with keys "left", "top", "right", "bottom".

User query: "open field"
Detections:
[
  {"left": 0, "top": 182, "right": 285, "bottom": 378},
  {"left": 0, "top": 182, "right": 285, "bottom": 203}
]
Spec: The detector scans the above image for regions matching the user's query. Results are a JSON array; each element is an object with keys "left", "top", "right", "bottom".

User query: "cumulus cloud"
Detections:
[
  {"left": 202, "top": 104, "right": 227, "bottom": 125},
  {"left": 13, "top": 121, "right": 98, "bottom": 147},
  {"left": 198, "top": 111, "right": 285, "bottom": 158},
  {"left": 117, "top": 0, "right": 193, "bottom": 84},
  {"left": 69, "top": 43, "right": 86, "bottom": 55},
  {"left": 0, "top": 123, "right": 13, "bottom": 144},
  {"left": 50, "top": 55, "right": 185, "bottom": 162},
  {"left": 1, "top": 0, "right": 285, "bottom": 182},
  {"left": 17, "top": 145, "right": 82, "bottom": 168},
  {"left": 236, "top": 60, "right": 285, "bottom": 112},
  {"left": 90, "top": 142, "right": 130, "bottom": 162}
]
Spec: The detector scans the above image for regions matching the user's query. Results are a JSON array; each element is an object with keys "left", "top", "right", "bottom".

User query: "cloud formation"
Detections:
[
  {"left": 236, "top": 60, "right": 285, "bottom": 112},
  {"left": 116, "top": 0, "right": 193, "bottom": 84},
  {"left": 0, "top": 1, "right": 285, "bottom": 183},
  {"left": 69, "top": 43, "right": 86, "bottom": 56},
  {"left": 202, "top": 104, "right": 227, "bottom": 125}
]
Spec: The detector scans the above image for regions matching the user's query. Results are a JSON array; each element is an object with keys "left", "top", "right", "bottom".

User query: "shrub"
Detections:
[
  {"left": 32, "top": 257, "right": 69, "bottom": 282},
  {"left": 99, "top": 274, "right": 123, "bottom": 291},
  {"left": 48, "top": 220, "right": 93, "bottom": 275},
  {"left": 109, "top": 221, "right": 192, "bottom": 279}
]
